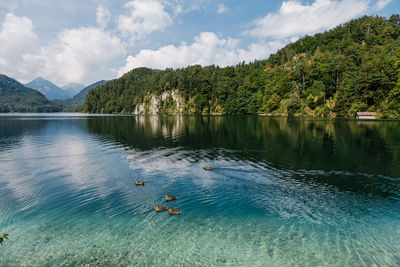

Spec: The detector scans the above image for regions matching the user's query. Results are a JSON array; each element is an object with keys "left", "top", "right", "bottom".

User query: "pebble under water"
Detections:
[{"left": 0, "top": 114, "right": 399, "bottom": 266}]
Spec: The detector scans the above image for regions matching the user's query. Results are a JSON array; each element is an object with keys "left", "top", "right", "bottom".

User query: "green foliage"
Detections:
[
  {"left": 263, "top": 93, "right": 281, "bottom": 112},
  {"left": 83, "top": 15, "right": 400, "bottom": 118},
  {"left": 60, "top": 80, "right": 108, "bottom": 111},
  {"left": 0, "top": 233, "right": 9, "bottom": 245},
  {"left": 0, "top": 75, "right": 62, "bottom": 112}
]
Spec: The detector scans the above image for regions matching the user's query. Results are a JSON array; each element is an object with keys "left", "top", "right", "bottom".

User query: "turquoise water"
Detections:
[{"left": 0, "top": 114, "right": 399, "bottom": 266}]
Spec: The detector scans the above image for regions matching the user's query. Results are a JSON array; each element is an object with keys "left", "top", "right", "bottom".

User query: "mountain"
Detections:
[
  {"left": 83, "top": 15, "right": 400, "bottom": 118},
  {"left": 60, "top": 80, "right": 108, "bottom": 111},
  {"left": 0, "top": 74, "right": 62, "bottom": 112},
  {"left": 25, "top": 77, "right": 72, "bottom": 100},
  {"left": 62, "top": 83, "right": 85, "bottom": 95}
]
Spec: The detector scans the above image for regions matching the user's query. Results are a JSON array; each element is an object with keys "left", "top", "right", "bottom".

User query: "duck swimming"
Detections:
[
  {"left": 169, "top": 208, "right": 181, "bottom": 215},
  {"left": 155, "top": 205, "right": 168, "bottom": 211},
  {"left": 135, "top": 180, "right": 144, "bottom": 185},
  {"left": 165, "top": 195, "right": 177, "bottom": 201},
  {"left": 203, "top": 166, "right": 212, "bottom": 170}
]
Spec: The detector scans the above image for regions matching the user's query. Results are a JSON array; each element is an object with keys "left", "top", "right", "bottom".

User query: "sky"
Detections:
[{"left": 0, "top": 0, "right": 398, "bottom": 87}]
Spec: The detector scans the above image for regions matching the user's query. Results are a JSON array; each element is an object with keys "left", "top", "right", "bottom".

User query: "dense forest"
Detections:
[
  {"left": 0, "top": 75, "right": 61, "bottom": 112},
  {"left": 59, "top": 80, "right": 108, "bottom": 112},
  {"left": 83, "top": 15, "right": 400, "bottom": 118}
]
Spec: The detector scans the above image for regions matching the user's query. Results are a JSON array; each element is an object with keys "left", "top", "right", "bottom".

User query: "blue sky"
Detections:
[{"left": 0, "top": 0, "right": 398, "bottom": 87}]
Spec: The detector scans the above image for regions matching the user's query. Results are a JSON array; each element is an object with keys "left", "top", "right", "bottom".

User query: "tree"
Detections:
[{"left": 82, "top": 15, "right": 400, "bottom": 118}]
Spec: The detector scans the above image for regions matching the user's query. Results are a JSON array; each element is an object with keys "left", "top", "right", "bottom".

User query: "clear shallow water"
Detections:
[{"left": 0, "top": 114, "right": 399, "bottom": 266}]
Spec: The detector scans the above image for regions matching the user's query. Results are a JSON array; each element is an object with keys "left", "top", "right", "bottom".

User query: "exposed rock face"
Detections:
[
  {"left": 135, "top": 103, "right": 144, "bottom": 114},
  {"left": 133, "top": 90, "right": 186, "bottom": 115}
]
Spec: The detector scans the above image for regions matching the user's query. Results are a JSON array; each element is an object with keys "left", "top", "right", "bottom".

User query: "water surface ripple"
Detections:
[{"left": 0, "top": 114, "right": 399, "bottom": 266}]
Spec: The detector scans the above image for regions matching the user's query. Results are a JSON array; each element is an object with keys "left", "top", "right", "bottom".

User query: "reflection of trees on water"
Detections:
[
  {"left": 84, "top": 116, "right": 400, "bottom": 199},
  {"left": 0, "top": 118, "right": 50, "bottom": 154},
  {"left": 1, "top": 115, "right": 398, "bottom": 203},
  {"left": 0, "top": 118, "right": 89, "bottom": 154},
  {"left": 85, "top": 116, "right": 400, "bottom": 176},
  {"left": 3, "top": 115, "right": 398, "bottom": 177}
]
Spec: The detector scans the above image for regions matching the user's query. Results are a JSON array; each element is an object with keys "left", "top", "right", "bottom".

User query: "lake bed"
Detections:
[{"left": 0, "top": 114, "right": 399, "bottom": 266}]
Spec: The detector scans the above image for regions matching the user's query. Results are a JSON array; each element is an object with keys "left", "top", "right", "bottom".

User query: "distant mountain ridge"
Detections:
[
  {"left": 60, "top": 80, "right": 108, "bottom": 111},
  {"left": 0, "top": 74, "right": 61, "bottom": 112},
  {"left": 62, "top": 83, "right": 85, "bottom": 95},
  {"left": 25, "top": 77, "right": 73, "bottom": 100}
]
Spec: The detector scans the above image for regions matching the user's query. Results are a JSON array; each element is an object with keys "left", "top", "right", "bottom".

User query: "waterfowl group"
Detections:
[
  {"left": 155, "top": 199, "right": 180, "bottom": 214},
  {"left": 155, "top": 205, "right": 181, "bottom": 215},
  {"left": 136, "top": 182, "right": 181, "bottom": 214},
  {"left": 136, "top": 166, "right": 213, "bottom": 215}
]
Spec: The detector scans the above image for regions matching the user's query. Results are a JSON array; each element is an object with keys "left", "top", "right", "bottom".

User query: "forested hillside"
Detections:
[
  {"left": 0, "top": 75, "right": 61, "bottom": 112},
  {"left": 60, "top": 80, "right": 108, "bottom": 112},
  {"left": 83, "top": 15, "right": 400, "bottom": 118}
]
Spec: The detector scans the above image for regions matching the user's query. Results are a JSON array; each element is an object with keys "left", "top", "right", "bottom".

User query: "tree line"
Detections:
[{"left": 83, "top": 15, "right": 400, "bottom": 118}]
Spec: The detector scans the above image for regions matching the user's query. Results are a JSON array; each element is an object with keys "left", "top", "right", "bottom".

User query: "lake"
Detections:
[{"left": 0, "top": 114, "right": 399, "bottom": 266}]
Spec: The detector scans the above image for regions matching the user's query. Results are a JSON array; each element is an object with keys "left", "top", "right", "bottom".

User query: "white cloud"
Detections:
[
  {"left": 374, "top": 0, "right": 392, "bottom": 10},
  {"left": 0, "top": 13, "right": 38, "bottom": 80},
  {"left": 118, "top": 32, "right": 284, "bottom": 75},
  {"left": 245, "top": 0, "right": 369, "bottom": 39},
  {"left": 118, "top": 0, "right": 173, "bottom": 41},
  {"left": 96, "top": 5, "right": 111, "bottom": 29},
  {"left": 22, "top": 27, "right": 125, "bottom": 85},
  {"left": 217, "top": 4, "right": 228, "bottom": 14},
  {"left": 1, "top": 0, "right": 385, "bottom": 85}
]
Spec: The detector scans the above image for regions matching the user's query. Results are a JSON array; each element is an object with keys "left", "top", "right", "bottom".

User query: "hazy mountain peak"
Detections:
[
  {"left": 62, "top": 83, "right": 85, "bottom": 94},
  {"left": 0, "top": 74, "right": 61, "bottom": 112},
  {"left": 25, "top": 77, "right": 73, "bottom": 100},
  {"left": 61, "top": 80, "right": 108, "bottom": 108}
]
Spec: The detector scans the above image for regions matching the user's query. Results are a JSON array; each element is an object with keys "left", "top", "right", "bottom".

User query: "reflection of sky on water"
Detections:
[
  {"left": 0, "top": 116, "right": 211, "bottom": 222},
  {"left": 1, "top": 121, "right": 121, "bottom": 215},
  {"left": 2, "top": 115, "right": 399, "bottom": 215},
  {"left": 0, "top": 115, "right": 399, "bottom": 266}
]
